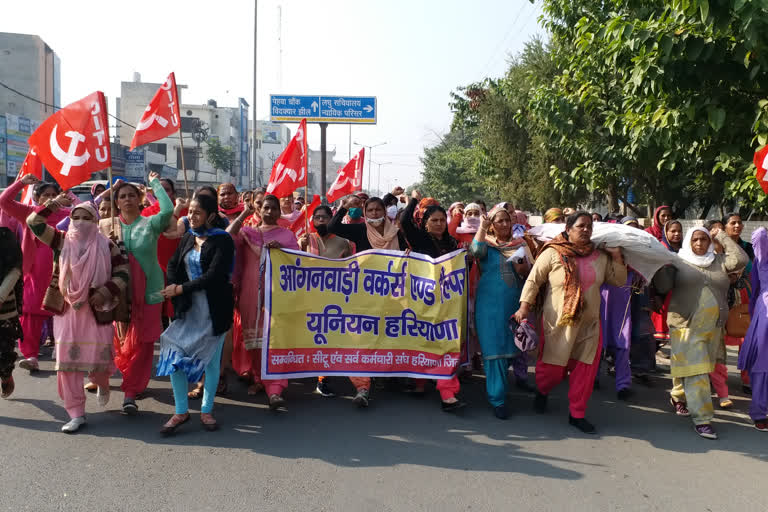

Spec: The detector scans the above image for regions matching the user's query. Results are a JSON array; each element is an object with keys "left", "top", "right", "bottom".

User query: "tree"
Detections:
[
  {"left": 205, "top": 137, "right": 235, "bottom": 173},
  {"left": 530, "top": 0, "right": 768, "bottom": 216}
]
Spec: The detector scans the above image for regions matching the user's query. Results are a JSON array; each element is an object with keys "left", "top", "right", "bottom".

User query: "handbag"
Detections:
[{"left": 725, "top": 303, "right": 750, "bottom": 339}]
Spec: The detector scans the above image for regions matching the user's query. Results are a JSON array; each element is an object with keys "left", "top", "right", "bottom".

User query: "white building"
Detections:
[
  {"left": 252, "top": 120, "right": 291, "bottom": 187},
  {"left": 117, "top": 74, "right": 251, "bottom": 191}
]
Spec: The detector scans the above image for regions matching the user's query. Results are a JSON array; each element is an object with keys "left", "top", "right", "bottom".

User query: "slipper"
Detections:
[
  {"left": 160, "top": 413, "right": 190, "bottom": 435},
  {"left": 247, "top": 382, "right": 265, "bottom": 396},
  {"left": 200, "top": 413, "right": 219, "bottom": 432},
  {"left": 187, "top": 386, "right": 204, "bottom": 400},
  {"left": 1, "top": 376, "right": 14, "bottom": 399},
  {"left": 84, "top": 382, "right": 98, "bottom": 393}
]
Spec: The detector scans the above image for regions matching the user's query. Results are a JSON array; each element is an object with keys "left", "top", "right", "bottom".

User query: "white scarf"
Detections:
[{"left": 678, "top": 227, "right": 715, "bottom": 268}]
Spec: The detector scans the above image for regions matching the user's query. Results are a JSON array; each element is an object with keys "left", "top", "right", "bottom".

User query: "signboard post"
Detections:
[{"left": 269, "top": 95, "right": 377, "bottom": 201}]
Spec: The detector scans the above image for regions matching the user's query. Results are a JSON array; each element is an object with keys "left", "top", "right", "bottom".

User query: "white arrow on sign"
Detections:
[
  {"left": 311, "top": 101, "right": 318, "bottom": 112},
  {"left": 363, "top": 105, "right": 373, "bottom": 113}
]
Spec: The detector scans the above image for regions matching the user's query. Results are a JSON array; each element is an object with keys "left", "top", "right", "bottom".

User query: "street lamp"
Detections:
[
  {"left": 371, "top": 161, "right": 392, "bottom": 196},
  {"left": 353, "top": 140, "right": 387, "bottom": 193}
]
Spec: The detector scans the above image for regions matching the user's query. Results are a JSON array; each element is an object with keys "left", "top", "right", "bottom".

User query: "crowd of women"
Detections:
[{"left": 0, "top": 174, "right": 766, "bottom": 441}]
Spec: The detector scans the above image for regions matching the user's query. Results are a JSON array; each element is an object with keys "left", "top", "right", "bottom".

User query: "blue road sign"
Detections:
[{"left": 270, "top": 95, "right": 377, "bottom": 124}]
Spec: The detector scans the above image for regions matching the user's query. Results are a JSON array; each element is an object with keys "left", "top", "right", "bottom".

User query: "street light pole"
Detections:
[
  {"left": 353, "top": 140, "right": 387, "bottom": 193},
  {"left": 371, "top": 160, "right": 392, "bottom": 196},
  {"left": 252, "top": 0, "right": 258, "bottom": 187}
]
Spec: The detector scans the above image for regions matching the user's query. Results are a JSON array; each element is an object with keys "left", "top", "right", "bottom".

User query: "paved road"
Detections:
[{"left": 1, "top": 347, "right": 766, "bottom": 512}]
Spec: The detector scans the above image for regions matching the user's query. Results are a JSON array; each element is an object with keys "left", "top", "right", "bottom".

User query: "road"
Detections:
[{"left": 1, "top": 346, "right": 766, "bottom": 512}]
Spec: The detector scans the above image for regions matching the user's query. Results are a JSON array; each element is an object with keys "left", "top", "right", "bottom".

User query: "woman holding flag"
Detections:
[
  {"left": 110, "top": 171, "right": 173, "bottom": 415},
  {"left": 0, "top": 175, "right": 67, "bottom": 372},
  {"left": 228, "top": 194, "right": 298, "bottom": 409}
]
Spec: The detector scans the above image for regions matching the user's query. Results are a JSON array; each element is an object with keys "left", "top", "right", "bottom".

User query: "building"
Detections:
[
  {"left": 117, "top": 74, "right": 251, "bottom": 192},
  {"left": 252, "top": 120, "right": 292, "bottom": 187},
  {"left": 0, "top": 32, "right": 61, "bottom": 185}
]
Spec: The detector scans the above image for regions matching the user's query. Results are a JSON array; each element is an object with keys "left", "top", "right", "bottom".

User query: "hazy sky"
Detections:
[{"left": 1, "top": 0, "right": 544, "bottom": 191}]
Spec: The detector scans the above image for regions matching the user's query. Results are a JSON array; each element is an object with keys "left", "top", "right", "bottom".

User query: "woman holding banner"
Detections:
[
  {"left": 299, "top": 204, "right": 373, "bottom": 407},
  {"left": 515, "top": 212, "right": 627, "bottom": 434},
  {"left": 110, "top": 172, "right": 173, "bottom": 415},
  {"left": 401, "top": 190, "right": 465, "bottom": 412},
  {"left": 470, "top": 205, "right": 531, "bottom": 419},
  {"left": 0, "top": 175, "right": 67, "bottom": 372},
  {"left": 156, "top": 194, "right": 234, "bottom": 434},
  {"left": 328, "top": 196, "right": 406, "bottom": 252},
  {"left": 27, "top": 197, "right": 129, "bottom": 433},
  {"left": 229, "top": 194, "right": 298, "bottom": 410}
]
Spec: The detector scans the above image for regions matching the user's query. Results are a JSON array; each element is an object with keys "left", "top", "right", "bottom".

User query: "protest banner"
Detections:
[{"left": 262, "top": 248, "right": 467, "bottom": 379}]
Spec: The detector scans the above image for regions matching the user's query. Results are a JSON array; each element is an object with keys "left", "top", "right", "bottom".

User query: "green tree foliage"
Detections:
[
  {"left": 205, "top": 137, "right": 235, "bottom": 173},
  {"left": 421, "top": 38, "right": 589, "bottom": 211},
  {"left": 530, "top": 0, "right": 768, "bottom": 216}
]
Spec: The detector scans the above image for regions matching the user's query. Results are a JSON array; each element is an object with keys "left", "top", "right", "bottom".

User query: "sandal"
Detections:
[
  {"left": 719, "top": 399, "right": 734, "bottom": 409},
  {"left": 160, "top": 413, "right": 190, "bottom": 435},
  {"left": 200, "top": 412, "right": 219, "bottom": 432},
  {"left": 187, "top": 384, "right": 204, "bottom": 400},
  {"left": 84, "top": 382, "right": 98, "bottom": 393}
]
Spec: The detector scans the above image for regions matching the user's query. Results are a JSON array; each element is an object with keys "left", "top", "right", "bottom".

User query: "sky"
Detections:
[{"left": 1, "top": 0, "right": 545, "bottom": 192}]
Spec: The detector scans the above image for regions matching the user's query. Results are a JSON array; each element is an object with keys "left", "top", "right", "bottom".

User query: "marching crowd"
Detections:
[{"left": 0, "top": 173, "right": 766, "bottom": 442}]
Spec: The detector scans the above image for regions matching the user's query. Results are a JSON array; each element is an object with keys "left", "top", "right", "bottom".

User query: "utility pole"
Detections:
[
  {"left": 353, "top": 140, "right": 387, "bottom": 193},
  {"left": 372, "top": 161, "right": 392, "bottom": 196},
  {"left": 252, "top": 0, "right": 258, "bottom": 187}
]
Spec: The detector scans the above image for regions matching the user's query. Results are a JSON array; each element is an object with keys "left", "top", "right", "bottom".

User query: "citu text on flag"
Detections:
[
  {"left": 28, "top": 91, "right": 111, "bottom": 191},
  {"left": 267, "top": 119, "right": 307, "bottom": 199},
  {"left": 327, "top": 147, "right": 365, "bottom": 203},
  {"left": 129, "top": 72, "right": 181, "bottom": 151}
]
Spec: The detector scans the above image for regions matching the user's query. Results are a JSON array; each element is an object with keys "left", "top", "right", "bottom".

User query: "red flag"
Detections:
[
  {"left": 267, "top": 119, "right": 307, "bottom": 198},
  {"left": 327, "top": 148, "right": 365, "bottom": 203},
  {"left": 129, "top": 72, "right": 181, "bottom": 150},
  {"left": 28, "top": 91, "right": 111, "bottom": 190},
  {"left": 755, "top": 145, "right": 768, "bottom": 195},
  {"left": 15, "top": 147, "right": 43, "bottom": 204},
  {"left": 290, "top": 194, "right": 321, "bottom": 237}
]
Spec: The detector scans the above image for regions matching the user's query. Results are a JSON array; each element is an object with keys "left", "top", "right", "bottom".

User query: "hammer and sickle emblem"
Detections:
[{"left": 49, "top": 125, "right": 90, "bottom": 176}]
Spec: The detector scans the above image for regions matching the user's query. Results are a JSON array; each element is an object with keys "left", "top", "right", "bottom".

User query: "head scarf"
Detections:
[
  {"left": 485, "top": 205, "right": 526, "bottom": 259},
  {"left": 620, "top": 216, "right": 638, "bottom": 225},
  {"left": 645, "top": 205, "right": 670, "bottom": 242},
  {"left": 456, "top": 203, "right": 483, "bottom": 234},
  {"left": 448, "top": 202, "right": 464, "bottom": 216},
  {"left": 661, "top": 220, "right": 683, "bottom": 252},
  {"left": 59, "top": 203, "right": 113, "bottom": 311},
  {"left": 414, "top": 197, "right": 439, "bottom": 225},
  {"left": 543, "top": 208, "right": 564, "bottom": 224},
  {"left": 90, "top": 182, "right": 105, "bottom": 199},
  {"left": 540, "top": 231, "right": 596, "bottom": 326},
  {"left": 678, "top": 227, "right": 715, "bottom": 268},
  {"left": 366, "top": 218, "right": 400, "bottom": 250}
]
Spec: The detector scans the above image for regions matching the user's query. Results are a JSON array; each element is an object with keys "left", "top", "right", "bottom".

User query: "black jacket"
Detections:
[
  {"left": 167, "top": 232, "right": 235, "bottom": 336},
  {"left": 401, "top": 198, "right": 458, "bottom": 258},
  {"left": 328, "top": 207, "right": 406, "bottom": 252}
]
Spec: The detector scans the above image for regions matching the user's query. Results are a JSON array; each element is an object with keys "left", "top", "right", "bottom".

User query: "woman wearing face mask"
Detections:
[
  {"left": 300, "top": 205, "right": 375, "bottom": 406},
  {"left": 279, "top": 196, "right": 300, "bottom": 225},
  {"left": 156, "top": 194, "right": 234, "bottom": 434},
  {"left": 400, "top": 190, "right": 465, "bottom": 412},
  {"left": 514, "top": 212, "right": 627, "bottom": 434},
  {"left": 229, "top": 195, "right": 298, "bottom": 409},
  {"left": 449, "top": 203, "right": 483, "bottom": 247},
  {"left": 381, "top": 193, "right": 400, "bottom": 223},
  {"left": 27, "top": 198, "right": 129, "bottom": 433},
  {"left": 470, "top": 206, "right": 531, "bottom": 419},
  {"left": 652, "top": 226, "right": 747, "bottom": 439},
  {"left": 328, "top": 195, "right": 406, "bottom": 252},
  {"left": 110, "top": 172, "right": 173, "bottom": 415},
  {"left": 0, "top": 175, "right": 67, "bottom": 372}
]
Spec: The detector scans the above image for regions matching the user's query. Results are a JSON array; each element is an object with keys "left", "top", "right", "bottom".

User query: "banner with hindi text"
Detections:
[{"left": 262, "top": 248, "right": 467, "bottom": 379}]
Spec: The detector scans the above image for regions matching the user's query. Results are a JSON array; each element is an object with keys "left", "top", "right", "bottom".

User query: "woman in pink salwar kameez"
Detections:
[{"left": 227, "top": 195, "right": 298, "bottom": 410}]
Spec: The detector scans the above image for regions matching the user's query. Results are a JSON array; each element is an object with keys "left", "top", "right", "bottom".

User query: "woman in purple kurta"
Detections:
[
  {"left": 600, "top": 271, "right": 634, "bottom": 400},
  {"left": 738, "top": 227, "right": 768, "bottom": 431}
]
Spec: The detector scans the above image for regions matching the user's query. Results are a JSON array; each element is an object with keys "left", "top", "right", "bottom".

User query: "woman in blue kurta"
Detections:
[{"left": 469, "top": 205, "right": 530, "bottom": 419}]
